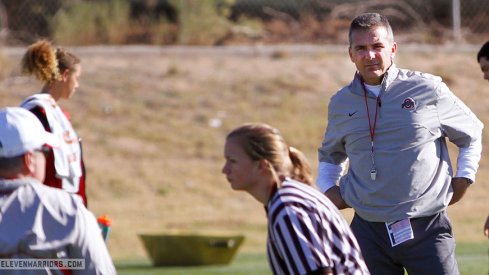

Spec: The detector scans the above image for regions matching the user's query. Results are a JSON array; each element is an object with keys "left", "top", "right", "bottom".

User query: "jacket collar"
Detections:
[
  {"left": 350, "top": 64, "right": 399, "bottom": 96},
  {"left": 0, "top": 178, "right": 38, "bottom": 193}
]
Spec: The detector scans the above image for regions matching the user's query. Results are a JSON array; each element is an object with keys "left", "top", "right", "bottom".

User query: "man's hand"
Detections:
[
  {"left": 324, "top": 186, "right": 350, "bottom": 209},
  {"left": 449, "top": 177, "right": 471, "bottom": 205},
  {"left": 484, "top": 215, "right": 489, "bottom": 238}
]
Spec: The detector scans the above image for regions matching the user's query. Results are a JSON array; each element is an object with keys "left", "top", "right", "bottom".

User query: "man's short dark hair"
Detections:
[
  {"left": 0, "top": 155, "right": 24, "bottom": 172},
  {"left": 349, "top": 13, "right": 394, "bottom": 46},
  {"left": 477, "top": 41, "right": 489, "bottom": 62}
]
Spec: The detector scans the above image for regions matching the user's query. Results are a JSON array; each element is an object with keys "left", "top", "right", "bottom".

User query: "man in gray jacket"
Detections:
[
  {"left": 317, "top": 13, "right": 483, "bottom": 275},
  {"left": 0, "top": 107, "right": 116, "bottom": 274}
]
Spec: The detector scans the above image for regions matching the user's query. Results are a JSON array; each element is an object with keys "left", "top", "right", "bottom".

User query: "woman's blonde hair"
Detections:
[
  {"left": 227, "top": 123, "right": 313, "bottom": 185},
  {"left": 21, "top": 39, "right": 80, "bottom": 83}
]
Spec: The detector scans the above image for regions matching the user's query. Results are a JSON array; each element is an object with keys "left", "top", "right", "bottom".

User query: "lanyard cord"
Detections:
[
  {"left": 362, "top": 82, "right": 380, "bottom": 171},
  {"left": 363, "top": 86, "right": 380, "bottom": 143}
]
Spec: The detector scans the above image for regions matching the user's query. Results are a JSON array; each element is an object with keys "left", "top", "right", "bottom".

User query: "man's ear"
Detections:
[
  {"left": 23, "top": 152, "right": 36, "bottom": 174},
  {"left": 391, "top": 42, "right": 397, "bottom": 59},
  {"left": 348, "top": 46, "right": 354, "bottom": 62}
]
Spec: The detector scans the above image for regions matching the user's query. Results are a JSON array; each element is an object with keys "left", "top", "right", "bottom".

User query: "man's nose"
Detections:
[{"left": 367, "top": 50, "right": 376, "bottom": 59}]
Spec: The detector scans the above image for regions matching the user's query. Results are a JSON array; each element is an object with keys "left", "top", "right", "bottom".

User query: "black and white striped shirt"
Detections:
[{"left": 266, "top": 178, "right": 370, "bottom": 275}]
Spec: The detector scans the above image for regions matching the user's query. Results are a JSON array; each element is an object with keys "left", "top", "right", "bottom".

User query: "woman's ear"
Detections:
[
  {"left": 61, "top": 69, "right": 70, "bottom": 82},
  {"left": 257, "top": 159, "right": 270, "bottom": 172}
]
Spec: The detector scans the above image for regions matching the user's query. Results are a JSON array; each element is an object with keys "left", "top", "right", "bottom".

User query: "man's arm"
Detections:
[
  {"left": 436, "top": 82, "right": 483, "bottom": 205},
  {"left": 316, "top": 162, "right": 350, "bottom": 209},
  {"left": 325, "top": 186, "right": 350, "bottom": 209},
  {"left": 72, "top": 203, "right": 116, "bottom": 274},
  {"left": 484, "top": 215, "right": 489, "bottom": 238},
  {"left": 448, "top": 177, "right": 471, "bottom": 205},
  {"left": 450, "top": 135, "right": 481, "bottom": 205}
]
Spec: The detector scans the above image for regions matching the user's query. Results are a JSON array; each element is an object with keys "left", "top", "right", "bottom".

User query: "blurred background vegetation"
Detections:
[{"left": 0, "top": 0, "right": 488, "bottom": 46}]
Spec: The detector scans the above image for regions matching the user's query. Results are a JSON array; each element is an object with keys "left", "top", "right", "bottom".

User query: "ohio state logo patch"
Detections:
[{"left": 401, "top": 97, "right": 416, "bottom": 110}]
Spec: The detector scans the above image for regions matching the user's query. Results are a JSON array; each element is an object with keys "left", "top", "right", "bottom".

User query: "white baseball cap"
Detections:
[{"left": 0, "top": 107, "right": 60, "bottom": 158}]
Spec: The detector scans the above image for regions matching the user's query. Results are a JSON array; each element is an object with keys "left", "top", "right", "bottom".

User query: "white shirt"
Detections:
[
  {"left": 21, "top": 94, "right": 82, "bottom": 193},
  {"left": 0, "top": 178, "right": 116, "bottom": 274}
]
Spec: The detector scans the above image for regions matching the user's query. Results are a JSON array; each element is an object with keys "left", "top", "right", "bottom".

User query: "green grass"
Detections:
[
  {"left": 115, "top": 253, "right": 271, "bottom": 275},
  {"left": 115, "top": 243, "right": 488, "bottom": 274},
  {"left": 457, "top": 242, "right": 488, "bottom": 275}
]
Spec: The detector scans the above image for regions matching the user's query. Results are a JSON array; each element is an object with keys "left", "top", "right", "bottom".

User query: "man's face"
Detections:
[
  {"left": 479, "top": 56, "right": 489, "bottom": 82},
  {"left": 349, "top": 26, "right": 397, "bottom": 85}
]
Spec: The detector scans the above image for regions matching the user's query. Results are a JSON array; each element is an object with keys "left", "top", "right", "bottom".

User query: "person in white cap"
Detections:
[{"left": 0, "top": 107, "right": 116, "bottom": 274}]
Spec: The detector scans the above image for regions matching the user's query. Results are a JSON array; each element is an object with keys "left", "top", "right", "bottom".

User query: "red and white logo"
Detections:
[{"left": 401, "top": 98, "right": 416, "bottom": 110}]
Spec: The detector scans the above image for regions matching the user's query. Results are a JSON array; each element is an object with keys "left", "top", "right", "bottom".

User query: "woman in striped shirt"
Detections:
[{"left": 222, "top": 123, "right": 369, "bottom": 275}]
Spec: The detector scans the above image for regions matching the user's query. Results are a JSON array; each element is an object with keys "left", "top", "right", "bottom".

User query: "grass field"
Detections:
[
  {"left": 114, "top": 242, "right": 487, "bottom": 274},
  {"left": 0, "top": 45, "right": 488, "bottom": 273}
]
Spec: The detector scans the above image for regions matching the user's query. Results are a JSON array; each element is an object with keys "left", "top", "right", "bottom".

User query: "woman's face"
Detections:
[
  {"left": 62, "top": 64, "right": 81, "bottom": 99},
  {"left": 222, "top": 137, "right": 260, "bottom": 192}
]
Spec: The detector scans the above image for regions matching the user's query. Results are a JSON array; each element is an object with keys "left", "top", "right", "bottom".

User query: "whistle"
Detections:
[{"left": 370, "top": 168, "right": 377, "bottom": 180}]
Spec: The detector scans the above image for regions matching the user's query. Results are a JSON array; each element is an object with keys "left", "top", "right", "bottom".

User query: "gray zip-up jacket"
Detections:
[{"left": 318, "top": 64, "right": 483, "bottom": 222}]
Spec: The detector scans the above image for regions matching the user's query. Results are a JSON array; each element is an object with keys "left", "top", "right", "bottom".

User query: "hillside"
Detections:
[{"left": 0, "top": 45, "right": 487, "bottom": 261}]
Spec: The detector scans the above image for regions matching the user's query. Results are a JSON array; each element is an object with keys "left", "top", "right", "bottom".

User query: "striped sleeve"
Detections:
[
  {"left": 267, "top": 180, "right": 370, "bottom": 275},
  {"left": 268, "top": 190, "right": 333, "bottom": 274}
]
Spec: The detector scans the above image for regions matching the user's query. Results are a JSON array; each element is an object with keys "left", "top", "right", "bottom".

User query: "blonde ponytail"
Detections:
[
  {"left": 288, "top": 146, "right": 313, "bottom": 185},
  {"left": 227, "top": 123, "right": 313, "bottom": 186}
]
